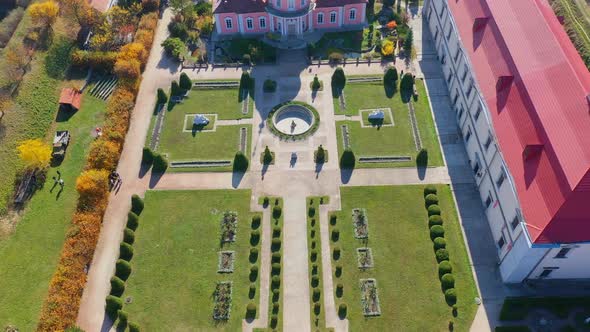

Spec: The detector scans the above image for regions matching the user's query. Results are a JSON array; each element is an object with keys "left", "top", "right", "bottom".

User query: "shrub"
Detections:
[
  {"left": 272, "top": 205, "right": 282, "bottom": 219},
  {"left": 246, "top": 302, "right": 257, "bottom": 319},
  {"left": 233, "top": 151, "right": 249, "bottom": 172},
  {"left": 251, "top": 215, "right": 261, "bottom": 229},
  {"left": 171, "top": 80, "right": 181, "bottom": 96},
  {"left": 105, "top": 295, "right": 123, "bottom": 318},
  {"left": 249, "top": 248, "right": 258, "bottom": 263},
  {"left": 123, "top": 228, "right": 135, "bottom": 245},
  {"left": 127, "top": 212, "right": 139, "bottom": 231},
  {"left": 249, "top": 284, "right": 256, "bottom": 299},
  {"left": 308, "top": 206, "right": 316, "bottom": 217},
  {"left": 439, "top": 261, "right": 453, "bottom": 278},
  {"left": 179, "top": 72, "right": 192, "bottom": 90},
  {"left": 424, "top": 185, "right": 437, "bottom": 196},
  {"left": 313, "top": 288, "right": 321, "bottom": 301},
  {"left": 330, "top": 228, "right": 340, "bottom": 242},
  {"left": 331, "top": 67, "right": 346, "bottom": 89},
  {"left": 263, "top": 79, "right": 277, "bottom": 93},
  {"left": 441, "top": 273, "right": 455, "bottom": 290},
  {"left": 272, "top": 302, "right": 279, "bottom": 313},
  {"left": 333, "top": 247, "right": 341, "bottom": 260},
  {"left": 340, "top": 148, "right": 356, "bottom": 169},
  {"left": 250, "top": 265, "right": 258, "bottom": 281},
  {"left": 272, "top": 289, "right": 279, "bottom": 301},
  {"left": 239, "top": 72, "right": 252, "bottom": 91},
  {"left": 116, "top": 259, "right": 132, "bottom": 280},
  {"left": 335, "top": 265, "right": 342, "bottom": 277},
  {"left": 336, "top": 283, "right": 343, "bottom": 297},
  {"left": 428, "top": 204, "right": 441, "bottom": 216},
  {"left": 425, "top": 194, "right": 439, "bottom": 207},
  {"left": 416, "top": 148, "right": 428, "bottom": 167},
  {"left": 272, "top": 238, "right": 281, "bottom": 251},
  {"left": 162, "top": 37, "right": 187, "bottom": 60},
  {"left": 383, "top": 66, "right": 398, "bottom": 86},
  {"left": 142, "top": 147, "right": 155, "bottom": 165},
  {"left": 311, "top": 275, "right": 319, "bottom": 287},
  {"left": 330, "top": 214, "right": 337, "bottom": 225},
  {"left": 444, "top": 288, "right": 457, "bottom": 305},
  {"left": 272, "top": 252, "right": 281, "bottom": 263},
  {"left": 128, "top": 322, "right": 140, "bottom": 332},
  {"left": 250, "top": 230, "right": 260, "bottom": 246},
  {"left": 270, "top": 314, "right": 278, "bottom": 328},
  {"left": 310, "top": 219, "right": 316, "bottom": 227},
  {"left": 314, "top": 302, "right": 321, "bottom": 315},
  {"left": 273, "top": 226, "right": 281, "bottom": 238},
  {"left": 168, "top": 20, "right": 189, "bottom": 40},
  {"left": 263, "top": 197, "right": 269, "bottom": 206},
  {"left": 118, "top": 309, "right": 128, "bottom": 326},
  {"left": 119, "top": 242, "right": 134, "bottom": 261},
  {"left": 272, "top": 263, "right": 281, "bottom": 275},
  {"left": 152, "top": 153, "right": 169, "bottom": 172},
  {"left": 311, "top": 75, "right": 321, "bottom": 90},
  {"left": 311, "top": 264, "right": 318, "bottom": 275},
  {"left": 430, "top": 225, "right": 445, "bottom": 240},
  {"left": 433, "top": 237, "right": 446, "bottom": 250},
  {"left": 329, "top": 51, "right": 344, "bottom": 63},
  {"left": 400, "top": 72, "right": 415, "bottom": 91},
  {"left": 436, "top": 248, "right": 450, "bottom": 262},
  {"left": 110, "top": 276, "right": 125, "bottom": 296},
  {"left": 271, "top": 275, "right": 280, "bottom": 288},
  {"left": 263, "top": 146, "right": 273, "bottom": 164},
  {"left": 310, "top": 229, "right": 315, "bottom": 238},
  {"left": 338, "top": 303, "right": 347, "bottom": 318},
  {"left": 310, "top": 250, "right": 317, "bottom": 262},
  {"left": 428, "top": 215, "right": 443, "bottom": 227}
]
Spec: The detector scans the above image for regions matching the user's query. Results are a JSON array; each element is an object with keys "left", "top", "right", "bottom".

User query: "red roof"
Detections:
[
  {"left": 447, "top": 0, "right": 590, "bottom": 244},
  {"left": 59, "top": 88, "right": 82, "bottom": 110},
  {"left": 213, "top": 0, "right": 267, "bottom": 14}
]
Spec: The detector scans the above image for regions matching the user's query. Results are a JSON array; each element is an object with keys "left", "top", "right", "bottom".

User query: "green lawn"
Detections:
[
  {"left": 169, "top": 87, "right": 253, "bottom": 120},
  {"left": 334, "top": 79, "right": 443, "bottom": 167},
  {"left": 124, "top": 190, "right": 260, "bottom": 331},
  {"left": 0, "top": 92, "right": 106, "bottom": 330},
  {"left": 360, "top": 109, "right": 393, "bottom": 126},
  {"left": 329, "top": 185, "right": 478, "bottom": 331}
]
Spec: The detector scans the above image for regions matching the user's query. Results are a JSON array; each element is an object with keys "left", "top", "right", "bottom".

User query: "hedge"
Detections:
[
  {"left": 105, "top": 295, "right": 123, "bottom": 319},
  {"left": 117, "top": 309, "right": 128, "bottom": 325},
  {"left": 272, "top": 252, "right": 281, "bottom": 263},
  {"left": 157, "top": 88, "right": 168, "bottom": 104},
  {"left": 119, "top": 242, "right": 134, "bottom": 261},
  {"left": 272, "top": 263, "right": 281, "bottom": 275},
  {"left": 427, "top": 204, "right": 441, "bottom": 216},
  {"left": 233, "top": 151, "right": 249, "bottom": 172},
  {"left": 142, "top": 147, "right": 155, "bottom": 165},
  {"left": 152, "top": 153, "right": 169, "bottom": 173},
  {"left": 110, "top": 276, "right": 125, "bottom": 297},
  {"left": 428, "top": 215, "right": 443, "bottom": 227},
  {"left": 251, "top": 215, "right": 261, "bottom": 229},
  {"left": 331, "top": 228, "right": 340, "bottom": 242},
  {"left": 127, "top": 211, "right": 139, "bottom": 231},
  {"left": 311, "top": 275, "right": 319, "bottom": 287},
  {"left": 313, "top": 288, "right": 321, "bottom": 301},
  {"left": 123, "top": 227, "right": 135, "bottom": 245},
  {"left": 272, "top": 206, "right": 282, "bottom": 219},
  {"left": 430, "top": 225, "right": 445, "bottom": 240},
  {"left": 116, "top": 259, "right": 132, "bottom": 280},
  {"left": 128, "top": 322, "right": 141, "bottom": 332},
  {"left": 338, "top": 303, "right": 348, "bottom": 318},
  {"left": 441, "top": 273, "right": 455, "bottom": 290},
  {"left": 179, "top": 72, "right": 192, "bottom": 90},
  {"left": 250, "top": 230, "right": 260, "bottom": 245},
  {"left": 271, "top": 275, "right": 281, "bottom": 288},
  {"left": 131, "top": 194, "right": 144, "bottom": 215},
  {"left": 333, "top": 247, "right": 341, "bottom": 260}
]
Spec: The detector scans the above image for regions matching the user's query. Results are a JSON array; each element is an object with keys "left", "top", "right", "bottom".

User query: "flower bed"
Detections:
[
  {"left": 356, "top": 248, "right": 374, "bottom": 269},
  {"left": 360, "top": 278, "right": 381, "bottom": 316},
  {"left": 220, "top": 211, "right": 238, "bottom": 243},
  {"left": 218, "top": 251, "right": 235, "bottom": 273},
  {"left": 352, "top": 208, "right": 369, "bottom": 239},
  {"left": 213, "top": 281, "right": 233, "bottom": 320}
]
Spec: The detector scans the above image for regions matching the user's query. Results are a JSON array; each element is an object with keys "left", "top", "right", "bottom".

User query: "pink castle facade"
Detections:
[{"left": 213, "top": 0, "right": 367, "bottom": 37}]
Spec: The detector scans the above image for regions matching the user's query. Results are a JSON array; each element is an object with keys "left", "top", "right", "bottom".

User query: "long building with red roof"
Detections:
[{"left": 424, "top": 0, "right": 590, "bottom": 282}]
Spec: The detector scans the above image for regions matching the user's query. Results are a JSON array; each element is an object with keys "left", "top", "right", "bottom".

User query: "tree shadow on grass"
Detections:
[
  {"left": 148, "top": 170, "right": 165, "bottom": 189},
  {"left": 401, "top": 89, "right": 413, "bottom": 103},
  {"left": 384, "top": 84, "right": 396, "bottom": 99}
]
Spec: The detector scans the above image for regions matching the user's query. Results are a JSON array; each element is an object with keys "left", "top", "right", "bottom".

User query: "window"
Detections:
[
  {"left": 225, "top": 18, "right": 233, "bottom": 29},
  {"left": 511, "top": 215, "right": 519, "bottom": 230},
  {"left": 246, "top": 18, "right": 253, "bottom": 29},
  {"left": 555, "top": 247, "right": 572, "bottom": 259},
  {"left": 465, "top": 126, "right": 472, "bottom": 142},
  {"left": 497, "top": 235, "right": 505, "bottom": 249},
  {"left": 496, "top": 167, "right": 506, "bottom": 188},
  {"left": 349, "top": 9, "right": 356, "bottom": 20},
  {"left": 276, "top": 0, "right": 280, "bottom": 7},
  {"left": 539, "top": 268, "right": 557, "bottom": 278},
  {"left": 259, "top": 17, "right": 266, "bottom": 28},
  {"left": 485, "top": 194, "right": 493, "bottom": 208},
  {"left": 288, "top": 0, "right": 294, "bottom": 9},
  {"left": 317, "top": 12, "right": 324, "bottom": 24},
  {"left": 330, "top": 11, "right": 337, "bottom": 23},
  {"left": 484, "top": 135, "right": 492, "bottom": 151}
]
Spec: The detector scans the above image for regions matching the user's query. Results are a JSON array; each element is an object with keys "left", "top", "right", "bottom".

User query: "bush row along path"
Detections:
[{"left": 76, "top": 6, "right": 495, "bottom": 332}]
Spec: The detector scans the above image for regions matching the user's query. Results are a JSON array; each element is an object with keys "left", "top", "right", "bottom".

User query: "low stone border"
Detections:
[
  {"left": 358, "top": 156, "right": 412, "bottom": 163},
  {"left": 213, "top": 281, "right": 233, "bottom": 320},
  {"left": 357, "top": 248, "right": 374, "bottom": 269},
  {"left": 239, "top": 127, "right": 248, "bottom": 153},
  {"left": 341, "top": 124, "right": 351, "bottom": 149},
  {"left": 169, "top": 160, "right": 232, "bottom": 168},
  {"left": 217, "top": 251, "right": 235, "bottom": 273},
  {"left": 192, "top": 81, "right": 239, "bottom": 89},
  {"left": 407, "top": 102, "right": 423, "bottom": 151},
  {"left": 182, "top": 113, "right": 218, "bottom": 133},
  {"left": 348, "top": 77, "right": 382, "bottom": 83},
  {"left": 360, "top": 278, "right": 381, "bottom": 316},
  {"left": 359, "top": 108, "right": 394, "bottom": 128},
  {"left": 266, "top": 101, "right": 321, "bottom": 141},
  {"left": 149, "top": 103, "right": 166, "bottom": 150}
]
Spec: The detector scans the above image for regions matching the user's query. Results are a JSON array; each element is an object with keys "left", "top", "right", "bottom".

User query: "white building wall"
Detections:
[
  {"left": 529, "top": 245, "right": 590, "bottom": 280},
  {"left": 500, "top": 234, "right": 550, "bottom": 283}
]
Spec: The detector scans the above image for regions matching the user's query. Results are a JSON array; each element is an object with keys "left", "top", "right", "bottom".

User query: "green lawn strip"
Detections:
[
  {"left": 123, "top": 190, "right": 259, "bottom": 330},
  {"left": 307, "top": 196, "right": 330, "bottom": 331},
  {"left": 0, "top": 91, "right": 106, "bottom": 330},
  {"left": 499, "top": 296, "right": 590, "bottom": 321},
  {"left": 329, "top": 185, "right": 478, "bottom": 331},
  {"left": 169, "top": 87, "right": 252, "bottom": 120},
  {"left": 412, "top": 78, "right": 444, "bottom": 167}
]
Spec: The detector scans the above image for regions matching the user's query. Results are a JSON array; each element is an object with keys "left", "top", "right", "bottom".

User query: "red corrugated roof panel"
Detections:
[{"left": 447, "top": 0, "right": 590, "bottom": 243}]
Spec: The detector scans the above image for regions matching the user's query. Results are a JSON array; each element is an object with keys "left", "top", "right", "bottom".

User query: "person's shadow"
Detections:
[
  {"left": 289, "top": 153, "right": 297, "bottom": 168},
  {"left": 315, "top": 162, "right": 324, "bottom": 179}
]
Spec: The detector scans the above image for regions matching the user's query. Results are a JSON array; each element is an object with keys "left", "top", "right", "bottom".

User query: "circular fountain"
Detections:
[{"left": 268, "top": 102, "right": 319, "bottom": 139}]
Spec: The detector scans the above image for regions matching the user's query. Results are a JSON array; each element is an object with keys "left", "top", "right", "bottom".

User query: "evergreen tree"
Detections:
[
  {"left": 383, "top": 67, "right": 398, "bottom": 87},
  {"left": 263, "top": 146, "right": 273, "bottom": 164},
  {"left": 179, "top": 72, "right": 192, "bottom": 90},
  {"left": 331, "top": 67, "right": 346, "bottom": 90},
  {"left": 404, "top": 28, "right": 414, "bottom": 54},
  {"left": 315, "top": 145, "right": 326, "bottom": 163}
]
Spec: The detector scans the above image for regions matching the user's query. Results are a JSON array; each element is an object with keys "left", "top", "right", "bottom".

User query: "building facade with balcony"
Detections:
[
  {"left": 213, "top": 0, "right": 366, "bottom": 38},
  {"left": 423, "top": 0, "right": 590, "bottom": 283}
]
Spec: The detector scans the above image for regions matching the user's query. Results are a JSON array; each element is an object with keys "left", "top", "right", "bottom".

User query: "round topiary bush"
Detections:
[
  {"left": 311, "top": 240, "right": 316, "bottom": 249},
  {"left": 428, "top": 215, "right": 443, "bottom": 227},
  {"left": 436, "top": 248, "right": 450, "bottom": 262},
  {"left": 310, "top": 229, "right": 315, "bottom": 238},
  {"left": 433, "top": 237, "right": 446, "bottom": 250},
  {"left": 428, "top": 204, "right": 441, "bottom": 216},
  {"left": 416, "top": 148, "right": 428, "bottom": 167},
  {"left": 310, "top": 250, "right": 317, "bottom": 262},
  {"left": 249, "top": 284, "right": 256, "bottom": 298},
  {"left": 250, "top": 265, "right": 258, "bottom": 282},
  {"left": 424, "top": 185, "right": 437, "bottom": 196},
  {"left": 157, "top": 88, "right": 168, "bottom": 104},
  {"left": 271, "top": 238, "right": 281, "bottom": 251},
  {"left": 119, "top": 242, "right": 134, "bottom": 261},
  {"left": 331, "top": 228, "right": 340, "bottom": 242},
  {"left": 127, "top": 212, "right": 139, "bottom": 231},
  {"left": 308, "top": 206, "right": 316, "bottom": 217},
  {"left": 338, "top": 303, "right": 347, "bottom": 319},
  {"left": 249, "top": 248, "right": 258, "bottom": 263},
  {"left": 273, "top": 226, "right": 281, "bottom": 238},
  {"left": 441, "top": 273, "right": 455, "bottom": 290},
  {"left": 313, "top": 288, "right": 321, "bottom": 301},
  {"left": 425, "top": 194, "right": 439, "bottom": 207},
  {"left": 123, "top": 227, "right": 135, "bottom": 245},
  {"left": 330, "top": 214, "right": 337, "bottom": 225},
  {"left": 251, "top": 215, "right": 261, "bottom": 229},
  {"left": 118, "top": 309, "right": 128, "bottom": 326},
  {"left": 439, "top": 260, "right": 453, "bottom": 278},
  {"left": 333, "top": 247, "right": 341, "bottom": 260},
  {"left": 105, "top": 295, "right": 123, "bottom": 318},
  {"left": 271, "top": 275, "right": 281, "bottom": 288},
  {"left": 246, "top": 302, "right": 257, "bottom": 319},
  {"left": 311, "top": 275, "right": 319, "bottom": 287},
  {"left": 336, "top": 283, "right": 344, "bottom": 297},
  {"left": 115, "top": 259, "right": 132, "bottom": 280},
  {"left": 250, "top": 230, "right": 260, "bottom": 246},
  {"left": 131, "top": 194, "right": 144, "bottom": 215},
  {"left": 272, "top": 263, "right": 281, "bottom": 275},
  {"left": 444, "top": 288, "right": 457, "bottom": 305},
  {"left": 152, "top": 153, "right": 168, "bottom": 173},
  {"left": 273, "top": 205, "right": 282, "bottom": 219},
  {"left": 270, "top": 314, "right": 278, "bottom": 328},
  {"left": 142, "top": 147, "right": 155, "bottom": 165},
  {"left": 430, "top": 225, "right": 445, "bottom": 240},
  {"left": 110, "top": 276, "right": 125, "bottom": 296},
  {"left": 311, "top": 264, "right": 318, "bottom": 275},
  {"left": 272, "top": 302, "right": 279, "bottom": 314},
  {"left": 272, "top": 288, "right": 279, "bottom": 301},
  {"left": 272, "top": 252, "right": 281, "bottom": 263},
  {"left": 314, "top": 302, "right": 321, "bottom": 315},
  {"left": 310, "top": 218, "right": 316, "bottom": 227},
  {"left": 335, "top": 265, "right": 342, "bottom": 277},
  {"left": 128, "top": 321, "right": 140, "bottom": 332}
]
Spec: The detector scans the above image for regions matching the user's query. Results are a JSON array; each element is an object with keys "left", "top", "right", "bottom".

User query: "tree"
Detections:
[
  {"left": 400, "top": 73, "right": 414, "bottom": 91},
  {"left": 59, "top": 0, "right": 99, "bottom": 28},
  {"left": 239, "top": 72, "right": 252, "bottom": 91},
  {"left": 179, "top": 72, "right": 192, "bottom": 90},
  {"left": 118, "top": 42, "right": 148, "bottom": 65},
  {"left": 142, "top": 0, "right": 160, "bottom": 12},
  {"left": 331, "top": 67, "right": 346, "bottom": 90},
  {"left": 315, "top": 145, "right": 326, "bottom": 163},
  {"left": 114, "top": 59, "right": 141, "bottom": 80},
  {"left": 404, "top": 28, "right": 413, "bottom": 54},
  {"left": 161, "top": 37, "right": 187, "bottom": 60},
  {"left": 157, "top": 88, "right": 168, "bottom": 104},
  {"left": 383, "top": 66, "right": 398, "bottom": 87},
  {"left": 17, "top": 139, "right": 51, "bottom": 170},
  {"left": 339, "top": 148, "right": 356, "bottom": 169},
  {"left": 169, "top": 0, "right": 193, "bottom": 17},
  {"left": 263, "top": 146, "right": 273, "bottom": 164},
  {"left": 233, "top": 151, "right": 249, "bottom": 172},
  {"left": 311, "top": 75, "right": 321, "bottom": 90},
  {"left": 29, "top": 1, "right": 59, "bottom": 30},
  {"left": 5, "top": 44, "right": 31, "bottom": 83},
  {"left": 171, "top": 80, "right": 181, "bottom": 96}
]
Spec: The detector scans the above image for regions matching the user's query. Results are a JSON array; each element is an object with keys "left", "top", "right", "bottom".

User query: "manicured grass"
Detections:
[
  {"left": 307, "top": 196, "right": 330, "bottom": 331},
  {"left": 123, "top": 190, "right": 260, "bottom": 330},
  {"left": 360, "top": 109, "right": 394, "bottom": 126},
  {"left": 334, "top": 78, "right": 443, "bottom": 168},
  {"left": 0, "top": 92, "right": 106, "bottom": 330},
  {"left": 183, "top": 114, "right": 216, "bottom": 131},
  {"left": 169, "top": 86, "right": 253, "bottom": 120},
  {"left": 329, "top": 185, "right": 478, "bottom": 331}
]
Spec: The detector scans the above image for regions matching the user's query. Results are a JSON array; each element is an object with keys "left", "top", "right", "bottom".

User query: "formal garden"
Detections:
[
  {"left": 121, "top": 190, "right": 260, "bottom": 330},
  {"left": 333, "top": 70, "right": 443, "bottom": 168},
  {"left": 327, "top": 185, "right": 478, "bottom": 331},
  {"left": 145, "top": 75, "right": 254, "bottom": 172}
]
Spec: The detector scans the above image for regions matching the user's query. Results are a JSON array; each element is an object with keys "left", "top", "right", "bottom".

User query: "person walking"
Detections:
[{"left": 58, "top": 179, "right": 64, "bottom": 188}]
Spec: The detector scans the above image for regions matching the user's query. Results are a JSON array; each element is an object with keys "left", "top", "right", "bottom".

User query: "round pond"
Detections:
[{"left": 273, "top": 104, "right": 316, "bottom": 136}]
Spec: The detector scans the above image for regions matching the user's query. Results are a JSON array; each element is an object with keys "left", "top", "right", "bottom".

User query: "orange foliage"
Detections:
[
  {"left": 76, "top": 169, "right": 109, "bottom": 211},
  {"left": 87, "top": 139, "right": 121, "bottom": 170},
  {"left": 134, "top": 28, "right": 155, "bottom": 51},
  {"left": 118, "top": 42, "right": 148, "bottom": 65},
  {"left": 386, "top": 20, "right": 397, "bottom": 29},
  {"left": 114, "top": 58, "right": 141, "bottom": 81}
]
